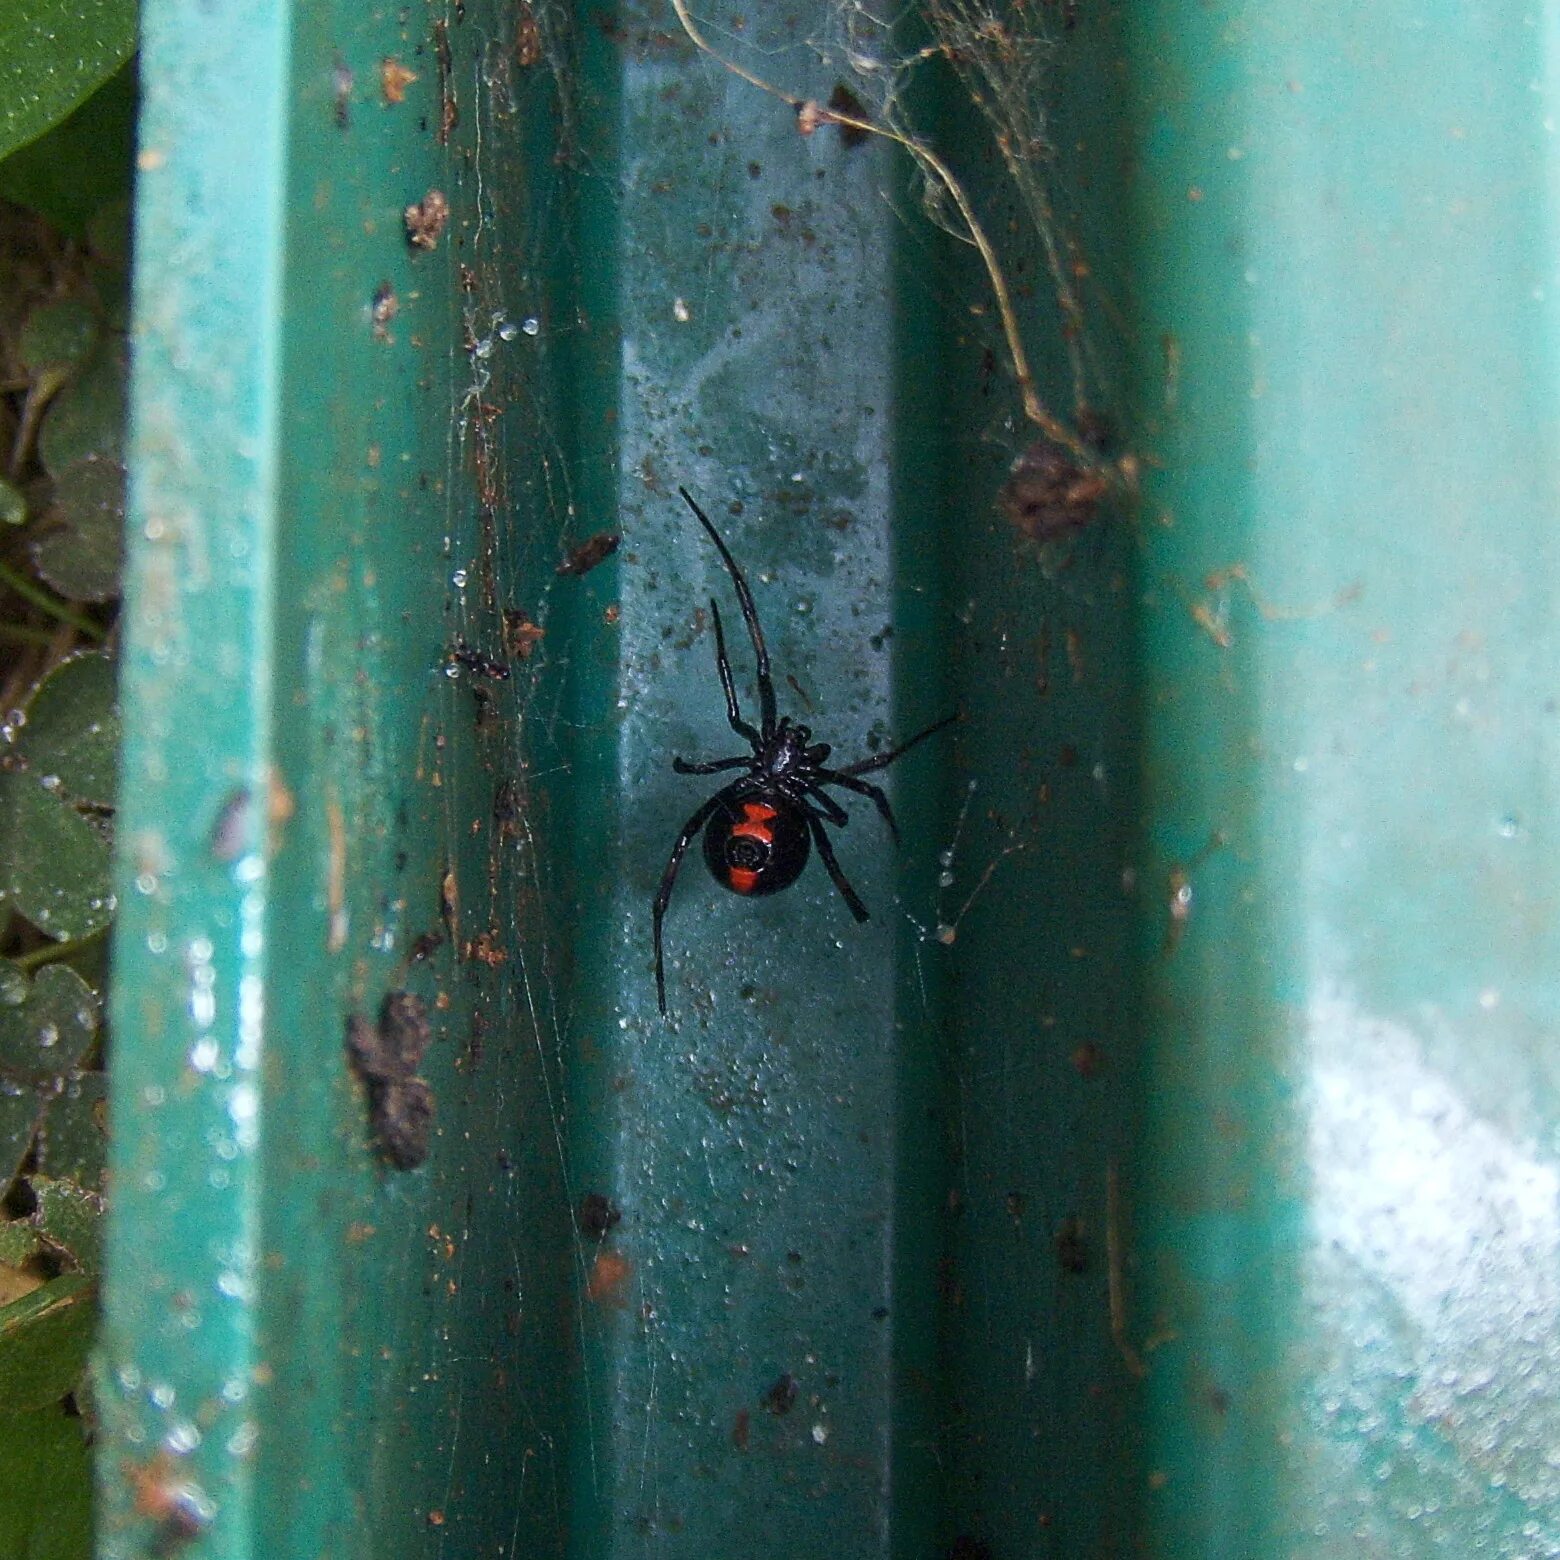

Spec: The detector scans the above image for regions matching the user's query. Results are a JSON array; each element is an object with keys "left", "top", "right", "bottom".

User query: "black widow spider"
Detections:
[{"left": 653, "top": 487, "right": 955, "bottom": 1015}]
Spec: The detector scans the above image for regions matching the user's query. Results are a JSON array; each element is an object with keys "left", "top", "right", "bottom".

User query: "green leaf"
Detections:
[
  {"left": 0, "top": 64, "right": 136, "bottom": 236},
  {"left": 32, "top": 458, "right": 124, "bottom": 604},
  {"left": 0, "top": 0, "right": 136, "bottom": 163},
  {"left": 16, "top": 300, "right": 98, "bottom": 386},
  {"left": 0, "top": 964, "right": 98, "bottom": 1086},
  {"left": 28, "top": 1177, "right": 103, "bottom": 1277},
  {"left": 0, "top": 1273, "right": 95, "bottom": 1414},
  {"left": 0, "top": 655, "right": 120, "bottom": 944},
  {"left": 0, "top": 1402, "right": 92, "bottom": 1559},
  {"left": 0, "top": 1220, "right": 40, "bottom": 1268},
  {"left": 36, "top": 335, "right": 126, "bottom": 476},
  {"left": 84, "top": 198, "right": 131, "bottom": 269},
  {"left": 0, "top": 479, "right": 26, "bottom": 527},
  {"left": 33, "top": 1074, "right": 106, "bottom": 1191},
  {"left": 0, "top": 963, "right": 98, "bottom": 1188},
  {"left": 0, "top": 775, "right": 113, "bottom": 942},
  {"left": 14, "top": 652, "right": 119, "bottom": 806}
]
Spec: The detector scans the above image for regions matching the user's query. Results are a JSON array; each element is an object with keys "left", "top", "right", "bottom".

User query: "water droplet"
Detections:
[
  {"left": 937, "top": 871, "right": 954, "bottom": 888},
  {"left": 150, "top": 1381, "right": 176, "bottom": 1410},
  {"left": 521, "top": 316, "right": 540, "bottom": 337},
  {"left": 216, "top": 1269, "right": 249, "bottom": 1301},
  {"left": 165, "top": 1421, "right": 202, "bottom": 1454},
  {"left": 37, "top": 1023, "right": 58, "bottom": 1048},
  {"left": 1497, "top": 814, "right": 1521, "bottom": 838},
  {"left": 497, "top": 319, "right": 518, "bottom": 341},
  {"left": 451, "top": 568, "right": 468, "bottom": 588},
  {"left": 148, "top": 931, "right": 168, "bottom": 954},
  {"left": 39, "top": 774, "right": 60, "bottom": 791},
  {"left": 136, "top": 872, "right": 158, "bottom": 896},
  {"left": 190, "top": 1037, "right": 220, "bottom": 1073}
]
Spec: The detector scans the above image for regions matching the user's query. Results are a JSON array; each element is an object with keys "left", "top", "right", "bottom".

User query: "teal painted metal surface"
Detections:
[
  {"left": 101, "top": 0, "right": 1560, "bottom": 1555},
  {"left": 1120, "top": 0, "right": 1560, "bottom": 1552},
  {"left": 101, "top": 1, "right": 578, "bottom": 1554}
]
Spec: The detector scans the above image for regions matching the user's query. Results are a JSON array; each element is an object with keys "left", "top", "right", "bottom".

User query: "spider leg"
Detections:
[
  {"left": 653, "top": 790, "right": 730, "bottom": 1016},
  {"left": 680, "top": 487, "right": 779, "bottom": 739},
  {"left": 673, "top": 754, "right": 752, "bottom": 776},
  {"left": 799, "top": 782, "right": 849, "bottom": 828},
  {"left": 814, "top": 769, "right": 898, "bottom": 843},
  {"left": 709, "top": 599, "right": 761, "bottom": 745},
  {"left": 840, "top": 711, "right": 958, "bottom": 777},
  {"left": 804, "top": 809, "right": 871, "bottom": 923}
]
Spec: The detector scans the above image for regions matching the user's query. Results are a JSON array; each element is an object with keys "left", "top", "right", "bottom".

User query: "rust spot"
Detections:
[
  {"left": 1071, "top": 1042, "right": 1103, "bottom": 1077},
  {"left": 462, "top": 930, "right": 506, "bottom": 967},
  {"left": 434, "top": 19, "right": 458, "bottom": 142},
  {"left": 325, "top": 794, "right": 347, "bottom": 952},
  {"left": 381, "top": 57, "right": 418, "bottom": 103},
  {"left": 502, "top": 611, "right": 545, "bottom": 659},
  {"left": 587, "top": 1249, "right": 632, "bottom": 1303},
  {"left": 516, "top": 1, "right": 542, "bottom": 66},
  {"left": 124, "top": 1454, "right": 209, "bottom": 1549}
]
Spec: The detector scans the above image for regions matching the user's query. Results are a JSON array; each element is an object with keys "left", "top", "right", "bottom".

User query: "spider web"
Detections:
[{"left": 406, "top": 0, "right": 1138, "bottom": 1552}]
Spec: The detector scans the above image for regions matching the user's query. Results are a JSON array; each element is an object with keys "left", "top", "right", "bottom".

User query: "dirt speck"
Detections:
[
  {"left": 760, "top": 1373, "right": 798, "bottom": 1416},
  {"left": 581, "top": 1192, "right": 622, "bottom": 1237},
  {"left": 346, "top": 991, "right": 436, "bottom": 1170},
  {"left": 405, "top": 189, "right": 450, "bottom": 251},
  {"left": 556, "top": 532, "right": 620, "bottom": 577},
  {"left": 503, "top": 611, "right": 545, "bottom": 659},
  {"left": 998, "top": 437, "right": 1109, "bottom": 542}
]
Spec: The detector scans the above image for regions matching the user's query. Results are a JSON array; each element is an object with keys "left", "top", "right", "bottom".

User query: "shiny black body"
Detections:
[
  {"left": 653, "top": 487, "right": 955, "bottom": 1016},
  {"left": 701, "top": 789, "right": 811, "bottom": 896}
]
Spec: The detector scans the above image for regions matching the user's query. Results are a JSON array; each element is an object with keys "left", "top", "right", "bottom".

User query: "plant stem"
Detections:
[
  {"left": 0, "top": 622, "right": 62, "bottom": 647},
  {"left": 0, "top": 561, "right": 104, "bottom": 640},
  {"left": 12, "top": 925, "right": 109, "bottom": 973}
]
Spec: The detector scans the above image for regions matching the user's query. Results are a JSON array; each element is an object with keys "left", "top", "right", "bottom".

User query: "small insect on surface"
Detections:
[{"left": 653, "top": 487, "right": 955, "bottom": 1016}]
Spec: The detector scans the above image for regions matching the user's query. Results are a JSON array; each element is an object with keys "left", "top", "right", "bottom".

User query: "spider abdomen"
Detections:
[{"left": 702, "top": 791, "right": 810, "bottom": 897}]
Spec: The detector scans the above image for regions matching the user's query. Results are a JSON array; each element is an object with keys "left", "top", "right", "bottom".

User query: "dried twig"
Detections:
[{"left": 668, "top": 0, "right": 1095, "bottom": 464}]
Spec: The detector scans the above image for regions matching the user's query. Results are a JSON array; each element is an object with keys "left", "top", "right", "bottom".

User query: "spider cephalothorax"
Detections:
[{"left": 653, "top": 487, "right": 954, "bottom": 1016}]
